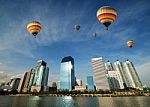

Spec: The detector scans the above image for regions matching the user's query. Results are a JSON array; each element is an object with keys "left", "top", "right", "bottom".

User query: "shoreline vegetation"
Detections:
[{"left": 1, "top": 90, "right": 150, "bottom": 97}]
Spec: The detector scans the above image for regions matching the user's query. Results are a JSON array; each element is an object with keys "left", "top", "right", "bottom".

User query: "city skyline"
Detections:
[{"left": 0, "top": 0, "right": 150, "bottom": 86}]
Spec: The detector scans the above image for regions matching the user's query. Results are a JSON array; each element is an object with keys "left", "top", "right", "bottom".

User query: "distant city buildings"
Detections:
[
  {"left": 90, "top": 57, "right": 142, "bottom": 90},
  {"left": 91, "top": 57, "right": 110, "bottom": 90},
  {"left": 0, "top": 78, "right": 21, "bottom": 92},
  {"left": 60, "top": 56, "right": 75, "bottom": 91},
  {"left": 0, "top": 57, "right": 143, "bottom": 92},
  {"left": 106, "top": 59, "right": 142, "bottom": 90}
]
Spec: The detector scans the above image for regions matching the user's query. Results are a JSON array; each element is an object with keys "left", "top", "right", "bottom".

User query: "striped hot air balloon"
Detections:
[
  {"left": 27, "top": 21, "right": 42, "bottom": 38},
  {"left": 97, "top": 6, "right": 117, "bottom": 30},
  {"left": 127, "top": 40, "right": 134, "bottom": 48}
]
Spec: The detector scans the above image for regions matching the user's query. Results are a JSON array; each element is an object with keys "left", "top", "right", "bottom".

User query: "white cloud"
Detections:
[{"left": 136, "top": 61, "right": 150, "bottom": 86}]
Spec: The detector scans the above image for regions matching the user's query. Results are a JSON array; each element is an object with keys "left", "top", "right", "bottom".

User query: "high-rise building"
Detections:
[
  {"left": 18, "top": 72, "right": 27, "bottom": 92},
  {"left": 60, "top": 56, "right": 75, "bottom": 91},
  {"left": 114, "top": 60, "right": 128, "bottom": 89},
  {"left": 9, "top": 78, "right": 21, "bottom": 91},
  {"left": 91, "top": 57, "right": 110, "bottom": 90},
  {"left": 107, "top": 71, "right": 120, "bottom": 90},
  {"left": 124, "top": 59, "right": 142, "bottom": 88},
  {"left": 18, "top": 69, "right": 35, "bottom": 93},
  {"left": 31, "top": 60, "right": 49, "bottom": 92},
  {"left": 105, "top": 60, "right": 114, "bottom": 71},
  {"left": 87, "top": 76, "right": 95, "bottom": 91},
  {"left": 28, "top": 68, "right": 35, "bottom": 91},
  {"left": 18, "top": 71, "right": 31, "bottom": 93}
]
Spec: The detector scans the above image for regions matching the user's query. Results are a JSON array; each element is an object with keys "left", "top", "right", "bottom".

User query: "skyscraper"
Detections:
[
  {"left": 107, "top": 71, "right": 120, "bottom": 90},
  {"left": 114, "top": 60, "right": 128, "bottom": 89},
  {"left": 87, "top": 76, "right": 95, "bottom": 91},
  {"left": 60, "top": 56, "right": 75, "bottom": 91},
  {"left": 9, "top": 78, "right": 21, "bottom": 91},
  {"left": 124, "top": 59, "right": 142, "bottom": 88},
  {"left": 18, "top": 69, "right": 35, "bottom": 93},
  {"left": 31, "top": 60, "right": 49, "bottom": 92},
  {"left": 91, "top": 57, "right": 110, "bottom": 90}
]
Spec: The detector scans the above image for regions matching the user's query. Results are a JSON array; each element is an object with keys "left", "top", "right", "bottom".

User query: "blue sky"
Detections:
[{"left": 0, "top": 0, "right": 150, "bottom": 86}]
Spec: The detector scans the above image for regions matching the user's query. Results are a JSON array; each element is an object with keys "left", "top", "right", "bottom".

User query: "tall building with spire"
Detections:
[
  {"left": 91, "top": 57, "right": 110, "bottom": 90},
  {"left": 60, "top": 56, "right": 75, "bottom": 91},
  {"left": 124, "top": 59, "right": 142, "bottom": 88}
]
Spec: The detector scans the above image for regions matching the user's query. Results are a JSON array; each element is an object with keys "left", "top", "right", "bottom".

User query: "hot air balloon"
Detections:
[
  {"left": 92, "top": 32, "right": 97, "bottom": 38},
  {"left": 74, "top": 24, "right": 80, "bottom": 31},
  {"left": 97, "top": 6, "right": 117, "bottom": 30},
  {"left": 127, "top": 40, "right": 134, "bottom": 48},
  {"left": 27, "top": 21, "right": 42, "bottom": 38}
]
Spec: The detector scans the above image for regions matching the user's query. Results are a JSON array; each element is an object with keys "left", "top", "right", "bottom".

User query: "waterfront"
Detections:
[{"left": 0, "top": 96, "right": 150, "bottom": 107}]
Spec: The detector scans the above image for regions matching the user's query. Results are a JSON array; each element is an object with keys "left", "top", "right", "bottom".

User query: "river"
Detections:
[{"left": 0, "top": 96, "right": 149, "bottom": 107}]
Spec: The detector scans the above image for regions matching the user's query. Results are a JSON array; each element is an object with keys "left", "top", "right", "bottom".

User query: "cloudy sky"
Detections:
[{"left": 0, "top": 0, "right": 150, "bottom": 86}]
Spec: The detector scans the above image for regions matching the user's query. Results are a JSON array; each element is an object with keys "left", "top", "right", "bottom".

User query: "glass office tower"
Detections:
[
  {"left": 60, "top": 56, "right": 75, "bottom": 91},
  {"left": 32, "top": 60, "right": 49, "bottom": 91},
  {"left": 87, "top": 76, "right": 95, "bottom": 91}
]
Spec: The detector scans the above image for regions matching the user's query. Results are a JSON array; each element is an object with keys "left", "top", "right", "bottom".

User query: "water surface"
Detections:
[{"left": 0, "top": 96, "right": 149, "bottom": 107}]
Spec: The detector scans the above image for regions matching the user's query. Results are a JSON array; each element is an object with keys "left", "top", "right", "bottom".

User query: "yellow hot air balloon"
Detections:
[
  {"left": 27, "top": 21, "right": 42, "bottom": 38},
  {"left": 127, "top": 40, "right": 134, "bottom": 48},
  {"left": 97, "top": 6, "right": 117, "bottom": 30}
]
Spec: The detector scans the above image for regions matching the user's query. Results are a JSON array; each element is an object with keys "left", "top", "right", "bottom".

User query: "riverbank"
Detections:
[{"left": 6, "top": 93, "right": 150, "bottom": 97}]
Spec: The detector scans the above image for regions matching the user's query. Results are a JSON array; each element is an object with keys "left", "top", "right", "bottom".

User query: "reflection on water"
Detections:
[
  {"left": 0, "top": 96, "right": 150, "bottom": 107},
  {"left": 98, "top": 97, "right": 150, "bottom": 107}
]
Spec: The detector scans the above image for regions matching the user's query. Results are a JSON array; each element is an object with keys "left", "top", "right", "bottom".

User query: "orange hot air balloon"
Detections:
[
  {"left": 127, "top": 40, "right": 134, "bottom": 48},
  {"left": 97, "top": 6, "right": 117, "bottom": 30},
  {"left": 27, "top": 21, "right": 42, "bottom": 38}
]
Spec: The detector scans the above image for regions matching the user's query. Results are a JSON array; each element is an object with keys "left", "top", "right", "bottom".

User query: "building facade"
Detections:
[
  {"left": 31, "top": 60, "right": 49, "bottom": 92},
  {"left": 105, "top": 60, "right": 114, "bottom": 71},
  {"left": 114, "top": 60, "right": 128, "bottom": 89},
  {"left": 124, "top": 59, "right": 142, "bottom": 88},
  {"left": 107, "top": 71, "right": 120, "bottom": 90},
  {"left": 91, "top": 57, "right": 110, "bottom": 90},
  {"left": 60, "top": 56, "right": 75, "bottom": 91},
  {"left": 87, "top": 76, "right": 95, "bottom": 91},
  {"left": 9, "top": 78, "right": 21, "bottom": 91}
]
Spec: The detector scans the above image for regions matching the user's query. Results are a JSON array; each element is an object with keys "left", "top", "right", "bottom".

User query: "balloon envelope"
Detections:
[
  {"left": 92, "top": 32, "right": 96, "bottom": 37},
  {"left": 27, "top": 21, "right": 42, "bottom": 37},
  {"left": 127, "top": 40, "right": 134, "bottom": 48},
  {"left": 74, "top": 24, "right": 80, "bottom": 31},
  {"left": 97, "top": 6, "right": 117, "bottom": 30}
]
